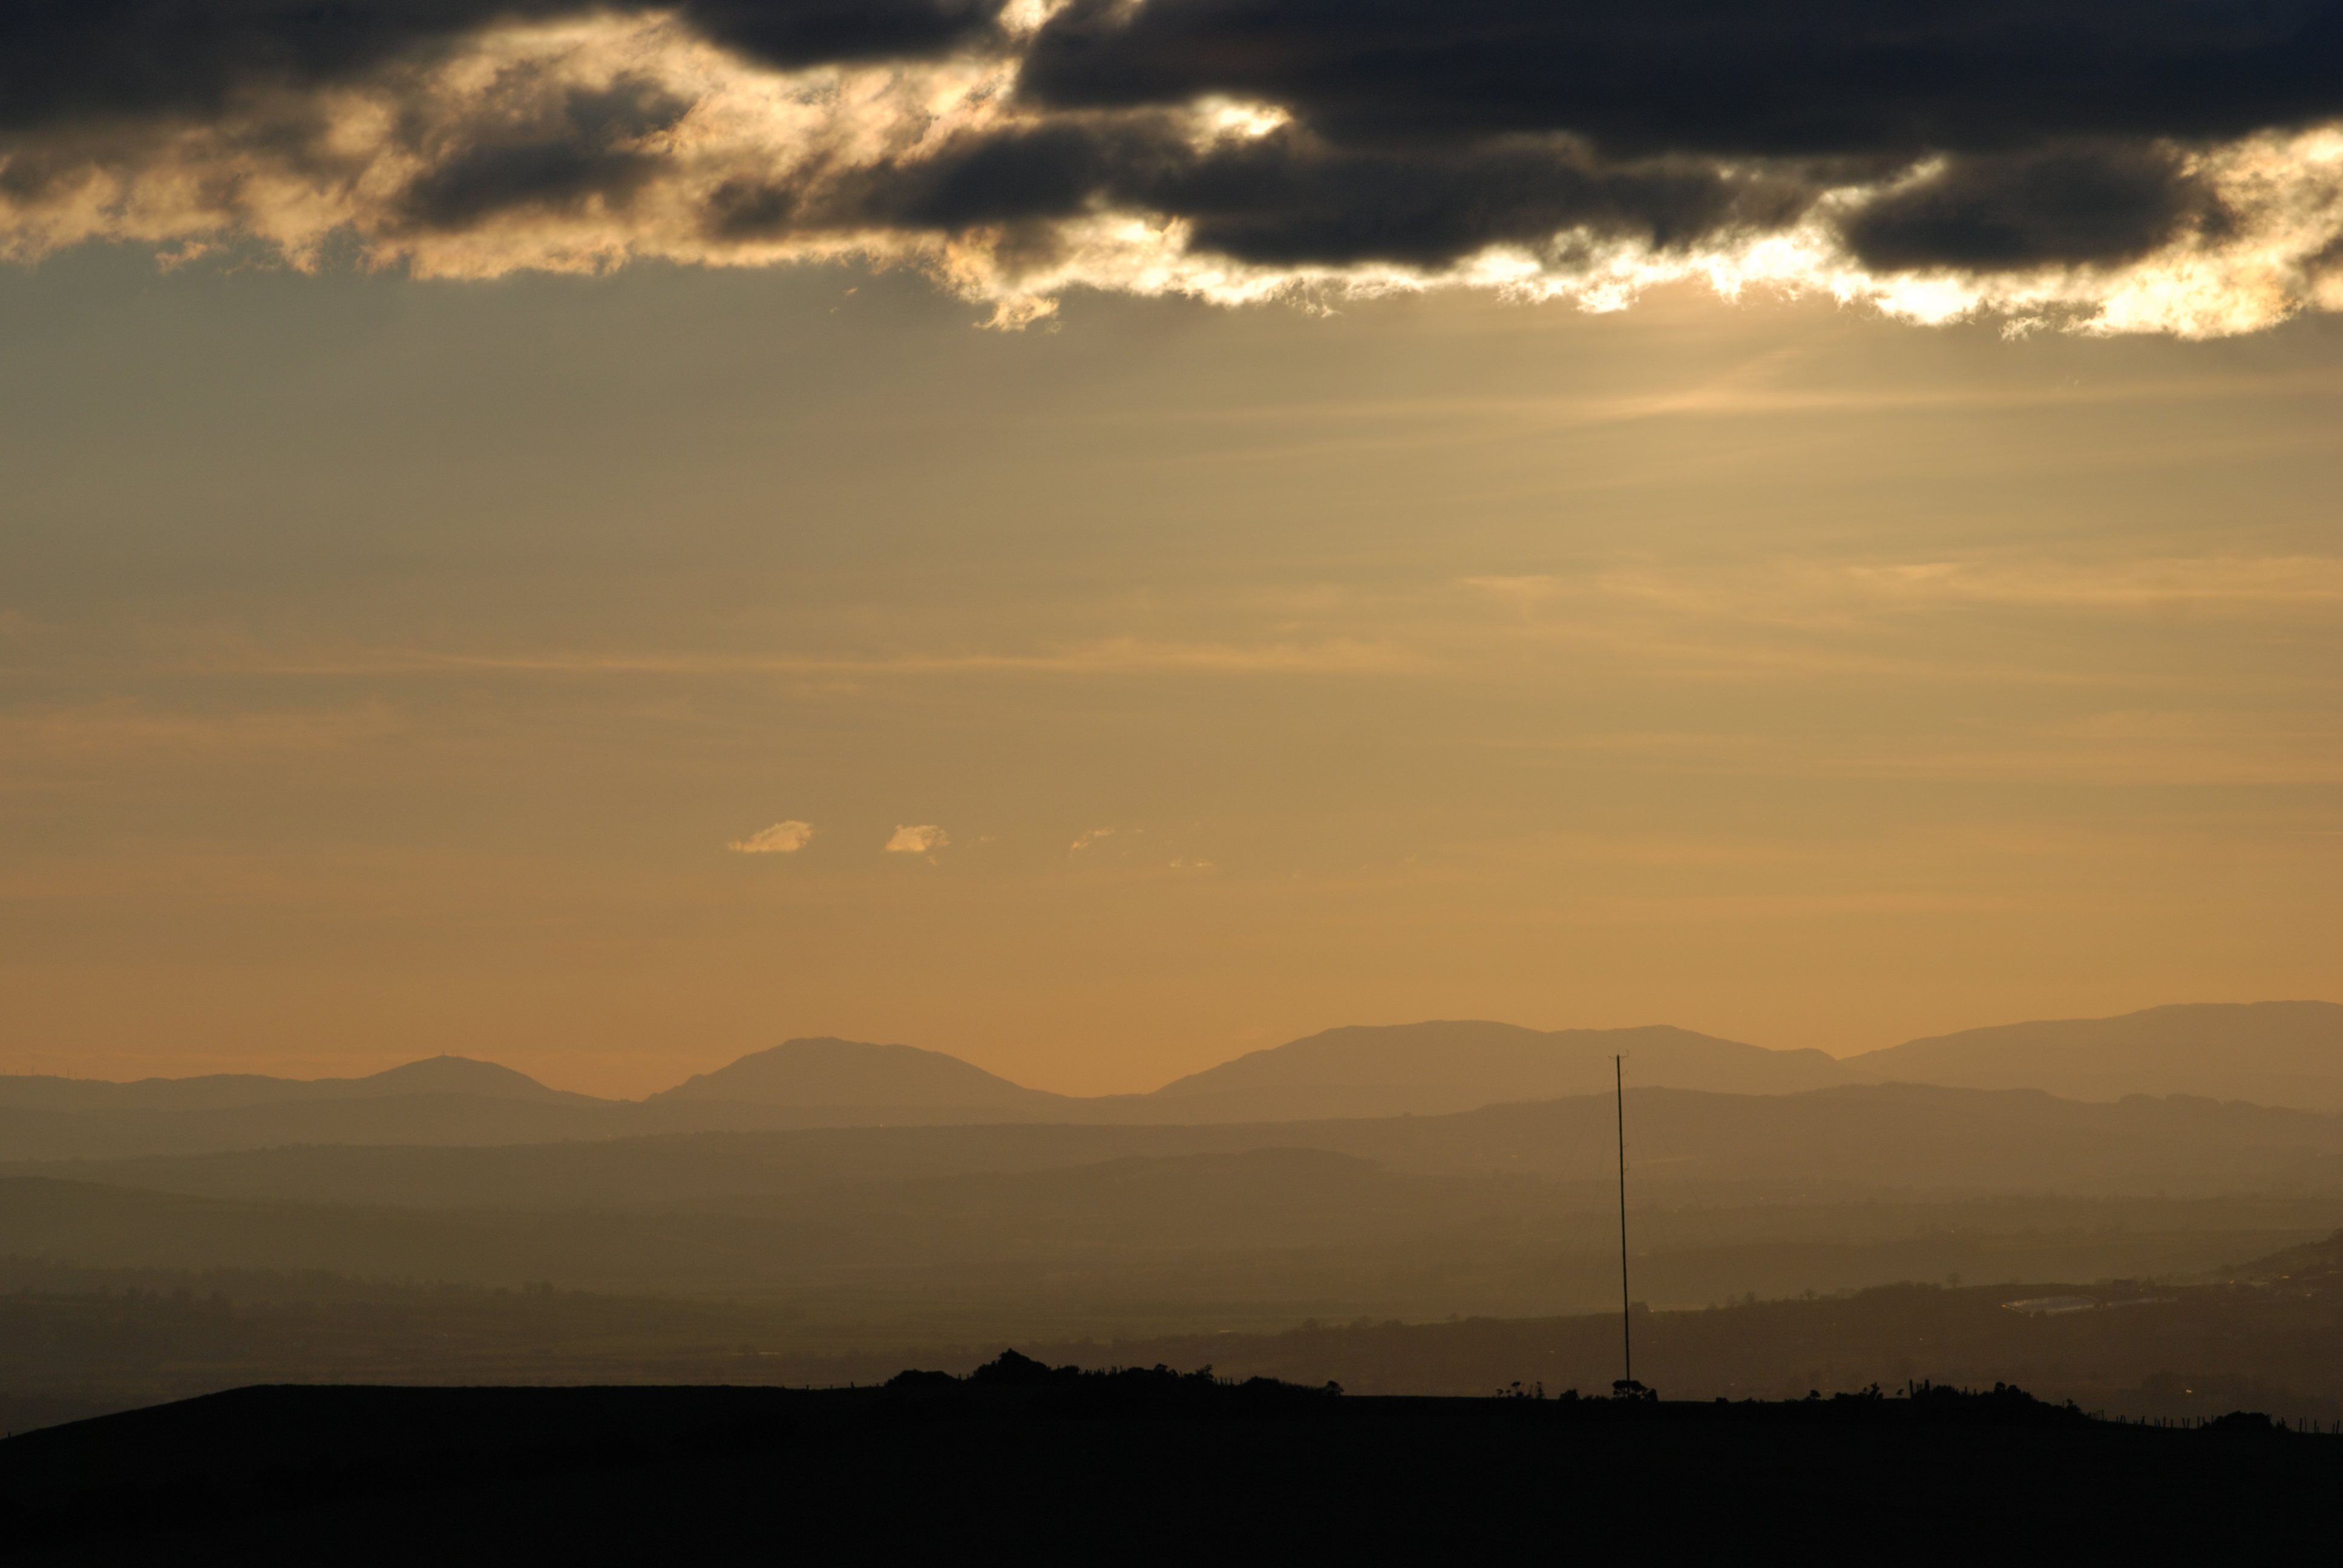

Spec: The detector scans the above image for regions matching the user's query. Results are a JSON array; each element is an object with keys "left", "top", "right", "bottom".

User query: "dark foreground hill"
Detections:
[{"left": 1, "top": 1363, "right": 2329, "bottom": 1557}]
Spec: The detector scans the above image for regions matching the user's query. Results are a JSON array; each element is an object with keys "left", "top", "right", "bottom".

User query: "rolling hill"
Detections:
[
  {"left": 644, "top": 1037, "right": 1074, "bottom": 1117},
  {"left": 0, "top": 1056, "right": 600, "bottom": 1114},
  {"left": 1837, "top": 1002, "right": 2343, "bottom": 1110},
  {"left": 1139, "top": 1020, "right": 1844, "bottom": 1121},
  {"left": 4, "top": 1001, "right": 2338, "bottom": 1163}
]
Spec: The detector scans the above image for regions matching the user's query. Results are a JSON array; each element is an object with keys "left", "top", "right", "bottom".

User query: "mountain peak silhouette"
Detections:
[
  {"left": 1837, "top": 1001, "right": 2343, "bottom": 1109},
  {"left": 1141, "top": 1020, "right": 1845, "bottom": 1120},
  {"left": 332, "top": 1056, "right": 584, "bottom": 1103},
  {"left": 644, "top": 1037, "right": 1069, "bottom": 1111}
]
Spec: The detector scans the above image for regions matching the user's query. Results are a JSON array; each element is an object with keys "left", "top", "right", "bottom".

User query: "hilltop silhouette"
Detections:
[
  {"left": 0, "top": 1055, "right": 597, "bottom": 1114},
  {"left": 644, "top": 1037, "right": 1075, "bottom": 1117},
  {"left": 1, "top": 1353, "right": 2328, "bottom": 1555},
  {"left": 1137, "top": 1020, "right": 1846, "bottom": 1120},
  {"left": 1837, "top": 1002, "right": 2343, "bottom": 1109}
]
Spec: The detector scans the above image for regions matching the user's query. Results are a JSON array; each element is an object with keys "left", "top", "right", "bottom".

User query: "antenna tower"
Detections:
[{"left": 1616, "top": 1053, "right": 1631, "bottom": 1391}]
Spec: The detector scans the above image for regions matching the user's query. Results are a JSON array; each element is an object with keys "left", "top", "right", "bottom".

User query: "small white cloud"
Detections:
[
  {"left": 728, "top": 820, "right": 813, "bottom": 854},
  {"left": 885, "top": 825, "right": 949, "bottom": 855},
  {"left": 1070, "top": 827, "right": 1116, "bottom": 854}
]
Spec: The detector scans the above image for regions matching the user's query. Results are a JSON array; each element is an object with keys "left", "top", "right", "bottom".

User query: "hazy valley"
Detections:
[{"left": 3, "top": 1002, "right": 2341, "bottom": 1433}]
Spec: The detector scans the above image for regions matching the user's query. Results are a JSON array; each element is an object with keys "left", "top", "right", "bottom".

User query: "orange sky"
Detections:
[{"left": 2, "top": 261, "right": 2338, "bottom": 1099}]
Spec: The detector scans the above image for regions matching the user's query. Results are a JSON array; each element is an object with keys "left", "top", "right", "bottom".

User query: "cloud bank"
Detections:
[
  {"left": 729, "top": 819, "right": 814, "bottom": 853},
  {"left": 5, "top": 2, "right": 2342, "bottom": 334}
]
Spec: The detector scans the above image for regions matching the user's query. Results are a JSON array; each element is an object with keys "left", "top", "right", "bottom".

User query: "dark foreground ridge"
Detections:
[{"left": 4, "top": 1356, "right": 2330, "bottom": 1557}]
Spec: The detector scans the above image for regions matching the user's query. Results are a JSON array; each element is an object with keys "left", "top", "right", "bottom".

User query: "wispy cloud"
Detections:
[
  {"left": 218, "top": 636, "right": 1418, "bottom": 681},
  {"left": 0, "top": 701, "right": 404, "bottom": 777},
  {"left": 885, "top": 824, "right": 949, "bottom": 855},
  {"left": 1069, "top": 826, "right": 1116, "bottom": 854},
  {"left": 1842, "top": 556, "right": 2343, "bottom": 610},
  {"left": 727, "top": 820, "right": 813, "bottom": 854}
]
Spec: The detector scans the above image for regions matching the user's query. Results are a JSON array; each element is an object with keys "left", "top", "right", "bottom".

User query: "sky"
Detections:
[{"left": 2, "top": 2, "right": 2341, "bottom": 1098}]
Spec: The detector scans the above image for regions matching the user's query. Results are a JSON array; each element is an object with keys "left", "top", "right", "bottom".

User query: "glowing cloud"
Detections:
[
  {"left": 3, "top": 4, "right": 2341, "bottom": 336},
  {"left": 728, "top": 820, "right": 814, "bottom": 854},
  {"left": 885, "top": 824, "right": 951, "bottom": 854}
]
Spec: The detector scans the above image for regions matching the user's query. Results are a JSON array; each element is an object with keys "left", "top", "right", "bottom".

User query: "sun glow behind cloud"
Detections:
[{"left": 3, "top": 9, "right": 2341, "bottom": 336}]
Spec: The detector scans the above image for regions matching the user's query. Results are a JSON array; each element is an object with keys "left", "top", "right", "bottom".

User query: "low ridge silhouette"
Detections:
[
  {"left": 0, "top": 1055, "right": 594, "bottom": 1114},
  {"left": 2, "top": 1001, "right": 2337, "bottom": 1162},
  {"left": 644, "top": 1037, "right": 1074, "bottom": 1114},
  {"left": 1837, "top": 1001, "right": 2343, "bottom": 1108},
  {"left": 1142, "top": 1020, "right": 1846, "bottom": 1119},
  {"left": 2, "top": 1353, "right": 2327, "bottom": 1555}
]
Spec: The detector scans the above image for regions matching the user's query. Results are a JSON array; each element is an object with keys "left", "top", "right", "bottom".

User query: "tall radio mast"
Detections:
[{"left": 1616, "top": 1053, "right": 1632, "bottom": 1393}]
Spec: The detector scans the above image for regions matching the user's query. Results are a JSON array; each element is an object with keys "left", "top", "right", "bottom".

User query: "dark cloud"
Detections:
[
  {"left": 0, "top": 2, "right": 562, "bottom": 129},
  {"left": 704, "top": 120, "right": 1178, "bottom": 242},
  {"left": 1006, "top": 1, "right": 2337, "bottom": 273},
  {"left": 1841, "top": 143, "right": 2226, "bottom": 270},
  {"left": 2307, "top": 232, "right": 2343, "bottom": 284},
  {"left": 1131, "top": 132, "right": 1812, "bottom": 267},
  {"left": 704, "top": 178, "right": 804, "bottom": 241},
  {"left": 399, "top": 74, "right": 692, "bottom": 230},
  {"left": 704, "top": 119, "right": 1816, "bottom": 269},
  {"left": 0, "top": 1, "right": 1011, "bottom": 130},
  {"left": 4, "top": 1, "right": 2337, "bottom": 289},
  {"left": 681, "top": 0, "right": 1014, "bottom": 65},
  {"left": 39, "top": 1, "right": 2335, "bottom": 153},
  {"left": 893, "top": 122, "right": 1154, "bottom": 230},
  {"left": 1021, "top": 1, "right": 2343, "bottom": 157}
]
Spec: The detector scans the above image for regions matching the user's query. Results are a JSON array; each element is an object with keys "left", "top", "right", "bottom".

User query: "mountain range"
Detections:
[{"left": 0, "top": 1001, "right": 2336, "bottom": 1162}]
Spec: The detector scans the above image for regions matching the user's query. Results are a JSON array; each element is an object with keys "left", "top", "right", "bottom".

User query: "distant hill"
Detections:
[
  {"left": 0, "top": 1056, "right": 600, "bottom": 1114},
  {"left": 325, "top": 1057, "right": 604, "bottom": 1106},
  {"left": 1839, "top": 1003, "right": 2343, "bottom": 1111},
  {"left": 644, "top": 1037, "right": 1075, "bottom": 1117},
  {"left": 1136, "top": 1021, "right": 1844, "bottom": 1122},
  {"left": 4, "top": 1002, "right": 2337, "bottom": 1163},
  {"left": 0, "top": 1043, "right": 1088, "bottom": 1160}
]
